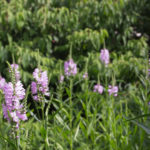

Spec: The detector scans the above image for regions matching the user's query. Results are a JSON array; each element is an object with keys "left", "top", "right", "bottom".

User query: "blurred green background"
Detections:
[{"left": 0, "top": 0, "right": 149, "bottom": 86}]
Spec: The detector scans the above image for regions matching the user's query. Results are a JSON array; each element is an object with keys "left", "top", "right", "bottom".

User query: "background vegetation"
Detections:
[{"left": 0, "top": 0, "right": 150, "bottom": 149}]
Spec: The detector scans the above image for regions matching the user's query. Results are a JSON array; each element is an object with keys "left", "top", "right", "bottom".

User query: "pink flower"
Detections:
[
  {"left": 2, "top": 104, "right": 10, "bottom": 122},
  {"left": 33, "top": 95, "right": 38, "bottom": 101},
  {"left": 15, "top": 81, "right": 25, "bottom": 100},
  {"left": 10, "top": 111, "right": 19, "bottom": 122},
  {"left": 31, "top": 68, "right": 50, "bottom": 101},
  {"left": 93, "top": 84, "right": 103, "bottom": 94},
  {"left": 59, "top": 75, "right": 64, "bottom": 83},
  {"left": 3, "top": 82, "right": 14, "bottom": 108},
  {"left": 108, "top": 85, "right": 118, "bottom": 96},
  {"left": 83, "top": 72, "right": 88, "bottom": 79},
  {"left": 31, "top": 82, "right": 37, "bottom": 94},
  {"left": 64, "top": 59, "right": 77, "bottom": 76},
  {"left": 33, "top": 68, "right": 40, "bottom": 81},
  {"left": 16, "top": 111, "right": 28, "bottom": 121},
  {"left": 10, "top": 64, "right": 20, "bottom": 81},
  {"left": 100, "top": 49, "right": 110, "bottom": 66},
  {"left": 0, "top": 77, "right": 6, "bottom": 90}
]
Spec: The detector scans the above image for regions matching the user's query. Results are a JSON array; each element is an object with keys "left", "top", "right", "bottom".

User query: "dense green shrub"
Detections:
[{"left": 0, "top": 0, "right": 149, "bottom": 85}]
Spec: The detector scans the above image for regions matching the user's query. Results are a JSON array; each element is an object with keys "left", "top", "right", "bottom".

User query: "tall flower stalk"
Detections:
[
  {"left": 31, "top": 68, "right": 50, "bottom": 102},
  {"left": 31, "top": 68, "right": 50, "bottom": 121},
  {"left": 58, "top": 64, "right": 65, "bottom": 108},
  {"left": 107, "top": 74, "right": 118, "bottom": 149},
  {"left": 69, "top": 78, "right": 73, "bottom": 150},
  {"left": 2, "top": 63, "right": 27, "bottom": 149},
  {"left": 100, "top": 48, "right": 110, "bottom": 66},
  {"left": 31, "top": 68, "right": 50, "bottom": 150},
  {"left": 64, "top": 47, "right": 77, "bottom": 149}
]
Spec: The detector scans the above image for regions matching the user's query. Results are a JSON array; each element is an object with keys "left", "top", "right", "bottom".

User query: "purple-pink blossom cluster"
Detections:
[
  {"left": 59, "top": 75, "right": 64, "bottom": 83},
  {"left": 0, "top": 76, "right": 6, "bottom": 90},
  {"left": 64, "top": 59, "right": 77, "bottom": 76},
  {"left": 93, "top": 84, "right": 118, "bottom": 96},
  {"left": 83, "top": 72, "right": 88, "bottom": 79},
  {"left": 108, "top": 85, "right": 118, "bottom": 96},
  {"left": 2, "top": 66, "right": 27, "bottom": 129},
  {"left": 100, "top": 49, "right": 110, "bottom": 66},
  {"left": 10, "top": 64, "right": 20, "bottom": 81},
  {"left": 93, "top": 84, "right": 103, "bottom": 94},
  {"left": 31, "top": 68, "right": 50, "bottom": 101}
]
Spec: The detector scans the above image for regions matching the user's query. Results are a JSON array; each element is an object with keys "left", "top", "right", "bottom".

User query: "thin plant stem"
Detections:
[
  {"left": 69, "top": 79, "right": 73, "bottom": 150},
  {"left": 33, "top": 100, "right": 40, "bottom": 119},
  {"left": 41, "top": 95, "right": 48, "bottom": 150}
]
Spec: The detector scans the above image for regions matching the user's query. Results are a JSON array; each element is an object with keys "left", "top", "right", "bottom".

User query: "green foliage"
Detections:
[{"left": 0, "top": 0, "right": 149, "bottom": 85}]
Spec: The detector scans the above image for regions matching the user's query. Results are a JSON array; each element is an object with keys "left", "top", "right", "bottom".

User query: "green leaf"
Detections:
[
  {"left": 74, "top": 122, "right": 80, "bottom": 141},
  {"left": 130, "top": 120, "right": 150, "bottom": 134},
  {"left": 124, "top": 114, "right": 150, "bottom": 121}
]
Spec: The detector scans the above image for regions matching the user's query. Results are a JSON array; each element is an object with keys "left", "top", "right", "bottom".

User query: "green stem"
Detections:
[
  {"left": 33, "top": 100, "right": 40, "bottom": 119},
  {"left": 42, "top": 101, "right": 45, "bottom": 121},
  {"left": 16, "top": 133, "right": 20, "bottom": 150},
  {"left": 41, "top": 95, "right": 47, "bottom": 150},
  {"left": 70, "top": 79, "right": 73, "bottom": 150},
  {"left": 125, "top": 99, "right": 129, "bottom": 145},
  {"left": 69, "top": 43, "right": 72, "bottom": 60},
  {"left": 85, "top": 79, "right": 88, "bottom": 122}
]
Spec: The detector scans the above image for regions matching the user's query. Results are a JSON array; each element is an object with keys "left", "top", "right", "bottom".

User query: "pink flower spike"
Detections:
[
  {"left": 64, "top": 59, "right": 77, "bottom": 76},
  {"left": 31, "top": 68, "right": 50, "bottom": 101},
  {"left": 93, "top": 84, "right": 103, "bottom": 94},
  {"left": 100, "top": 49, "right": 110, "bottom": 66},
  {"left": 108, "top": 85, "right": 118, "bottom": 96},
  {"left": 10, "top": 64, "right": 20, "bottom": 81},
  {"left": 59, "top": 75, "right": 64, "bottom": 83},
  {"left": 2, "top": 67, "right": 28, "bottom": 130},
  {"left": 31, "top": 82, "right": 37, "bottom": 94}
]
